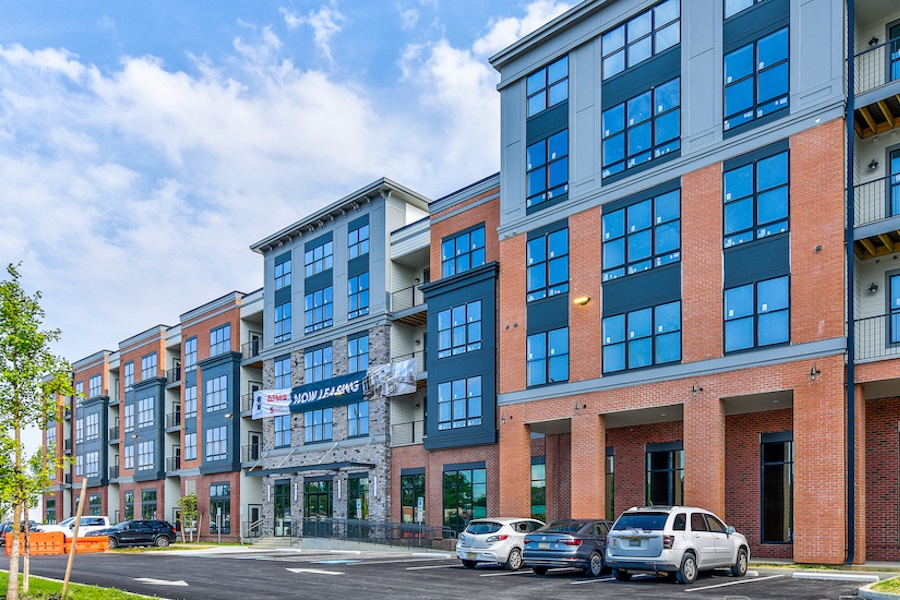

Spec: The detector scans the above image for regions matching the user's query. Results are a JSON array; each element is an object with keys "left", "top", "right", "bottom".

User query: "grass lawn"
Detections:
[
  {"left": 872, "top": 576, "right": 900, "bottom": 594},
  {"left": 0, "top": 571, "right": 155, "bottom": 599}
]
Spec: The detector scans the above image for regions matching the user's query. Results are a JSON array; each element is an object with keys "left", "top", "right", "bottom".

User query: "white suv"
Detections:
[
  {"left": 455, "top": 517, "right": 545, "bottom": 570},
  {"left": 606, "top": 506, "right": 749, "bottom": 584}
]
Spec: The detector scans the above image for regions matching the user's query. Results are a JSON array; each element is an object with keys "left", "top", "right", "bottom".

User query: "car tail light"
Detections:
[
  {"left": 663, "top": 535, "right": 674, "bottom": 549},
  {"left": 524, "top": 537, "right": 534, "bottom": 544},
  {"left": 561, "top": 539, "right": 582, "bottom": 546},
  {"left": 486, "top": 534, "right": 508, "bottom": 543}
]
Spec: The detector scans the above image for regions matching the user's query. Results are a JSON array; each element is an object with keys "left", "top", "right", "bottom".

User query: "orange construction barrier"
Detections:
[
  {"left": 63, "top": 536, "right": 109, "bottom": 554},
  {"left": 5, "top": 532, "right": 65, "bottom": 556}
]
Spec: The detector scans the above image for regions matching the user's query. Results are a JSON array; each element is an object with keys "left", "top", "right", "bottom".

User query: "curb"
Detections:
[
  {"left": 792, "top": 572, "right": 880, "bottom": 583},
  {"left": 859, "top": 581, "right": 900, "bottom": 600}
]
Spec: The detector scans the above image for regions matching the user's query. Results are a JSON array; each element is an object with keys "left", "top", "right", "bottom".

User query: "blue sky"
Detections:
[{"left": 0, "top": 0, "right": 574, "bottom": 365}]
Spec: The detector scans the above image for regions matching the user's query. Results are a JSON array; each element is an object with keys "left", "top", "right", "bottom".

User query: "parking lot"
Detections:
[{"left": 1, "top": 547, "right": 886, "bottom": 600}]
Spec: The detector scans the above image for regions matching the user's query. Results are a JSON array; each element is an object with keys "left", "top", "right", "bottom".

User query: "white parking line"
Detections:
[
  {"left": 570, "top": 576, "right": 614, "bottom": 585},
  {"left": 285, "top": 568, "right": 345, "bottom": 576},
  {"left": 685, "top": 574, "right": 785, "bottom": 592},
  {"left": 406, "top": 564, "right": 456, "bottom": 570},
  {"left": 479, "top": 570, "right": 534, "bottom": 577}
]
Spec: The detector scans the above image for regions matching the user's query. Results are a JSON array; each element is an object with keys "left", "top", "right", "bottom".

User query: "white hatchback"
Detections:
[{"left": 456, "top": 517, "right": 545, "bottom": 570}]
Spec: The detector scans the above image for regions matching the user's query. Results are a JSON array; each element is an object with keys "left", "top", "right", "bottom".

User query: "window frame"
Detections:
[
  {"left": 723, "top": 27, "right": 790, "bottom": 133},
  {"left": 274, "top": 414, "right": 291, "bottom": 448},
  {"left": 441, "top": 225, "right": 486, "bottom": 278},
  {"left": 210, "top": 324, "right": 231, "bottom": 357},
  {"left": 140, "top": 353, "right": 157, "bottom": 381},
  {"left": 526, "top": 55, "right": 568, "bottom": 117},
  {"left": 437, "top": 376, "right": 483, "bottom": 431},
  {"left": 204, "top": 375, "right": 228, "bottom": 412},
  {"left": 184, "top": 337, "right": 198, "bottom": 372},
  {"left": 275, "top": 301, "right": 292, "bottom": 343},
  {"left": 526, "top": 129, "right": 569, "bottom": 209},
  {"left": 304, "top": 239, "right": 334, "bottom": 277},
  {"left": 348, "top": 334, "right": 369, "bottom": 373},
  {"left": 527, "top": 227, "right": 569, "bottom": 302},
  {"left": 304, "top": 345, "right": 333, "bottom": 384},
  {"left": 760, "top": 434, "right": 793, "bottom": 544},
  {"left": 526, "top": 327, "right": 569, "bottom": 387},
  {"left": 184, "top": 385, "right": 197, "bottom": 419},
  {"left": 724, "top": 275, "right": 790, "bottom": 353},
  {"left": 274, "top": 355, "right": 291, "bottom": 389},
  {"left": 723, "top": 149, "right": 790, "bottom": 248},
  {"left": 348, "top": 401, "right": 369, "bottom": 438},
  {"left": 437, "top": 300, "right": 483, "bottom": 358},
  {"left": 601, "top": 0, "right": 681, "bottom": 80},
  {"left": 304, "top": 286, "right": 334, "bottom": 333},
  {"left": 205, "top": 425, "right": 228, "bottom": 461},
  {"left": 602, "top": 301, "right": 682, "bottom": 373},
  {"left": 348, "top": 223, "right": 370, "bottom": 259},
  {"left": 348, "top": 272, "right": 370, "bottom": 319},
  {"left": 303, "top": 408, "right": 333, "bottom": 443},
  {"left": 602, "top": 189, "right": 681, "bottom": 282}
]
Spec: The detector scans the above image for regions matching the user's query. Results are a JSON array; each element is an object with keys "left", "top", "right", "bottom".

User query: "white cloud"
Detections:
[
  {"left": 281, "top": 2, "right": 348, "bottom": 65},
  {"left": 472, "top": 0, "right": 574, "bottom": 57}
]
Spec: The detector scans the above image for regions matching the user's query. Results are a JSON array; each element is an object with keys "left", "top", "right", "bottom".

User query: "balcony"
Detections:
[
  {"left": 391, "top": 420, "right": 425, "bottom": 446},
  {"left": 63, "top": 439, "right": 72, "bottom": 454},
  {"left": 109, "top": 466, "right": 119, "bottom": 480},
  {"left": 853, "top": 36, "right": 900, "bottom": 139},
  {"left": 166, "top": 366, "right": 181, "bottom": 385},
  {"left": 855, "top": 313, "right": 900, "bottom": 362},
  {"left": 166, "top": 411, "right": 182, "bottom": 429},
  {"left": 241, "top": 443, "right": 262, "bottom": 463},
  {"left": 391, "top": 285, "right": 426, "bottom": 326},
  {"left": 852, "top": 175, "right": 900, "bottom": 258},
  {"left": 166, "top": 456, "right": 181, "bottom": 472},
  {"left": 392, "top": 350, "right": 426, "bottom": 382},
  {"left": 108, "top": 427, "right": 119, "bottom": 443},
  {"left": 241, "top": 393, "right": 255, "bottom": 413},
  {"left": 64, "top": 474, "right": 72, "bottom": 485},
  {"left": 242, "top": 338, "right": 262, "bottom": 361}
]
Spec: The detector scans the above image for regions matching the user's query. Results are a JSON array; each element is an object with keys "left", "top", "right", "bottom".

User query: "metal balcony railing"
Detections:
[
  {"left": 241, "top": 393, "right": 254, "bottom": 413},
  {"left": 166, "top": 412, "right": 182, "bottom": 428},
  {"left": 391, "top": 420, "right": 425, "bottom": 446},
  {"left": 391, "top": 284, "right": 425, "bottom": 313},
  {"left": 855, "top": 313, "right": 900, "bottom": 362},
  {"left": 853, "top": 175, "right": 900, "bottom": 228},
  {"left": 166, "top": 366, "right": 182, "bottom": 384},
  {"left": 241, "top": 443, "right": 262, "bottom": 463},
  {"left": 854, "top": 36, "right": 900, "bottom": 97},
  {"left": 109, "top": 466, "right": 119, "bottom": 479},
  {"left": 63, "top": 439, "right": 72, "bottom": 454},
  {"left": 108, "top": 426, "right": 119, "bottom": 441},
  {"left": 392, "top": 349, "right": 426, "bottom": 374},
  {"left": 166, "top": 456, "right": 181, "bottom": 472},
  {"left": 64, "top": 474, "right": 72, "bottom": 484},
  {"left": 242, "top": 339, "right": 262, "bottom": 360}
]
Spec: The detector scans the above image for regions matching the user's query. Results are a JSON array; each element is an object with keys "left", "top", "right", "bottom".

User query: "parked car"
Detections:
[
  {"left": 36, "top": 516, "right": 112, "bottom": 538},
  {"left": 456, "top": 517, "right": 544, "bottom": 570},
  {"left": 0, "top": 520, "right": 39, "bottom": 546},
  {"left": 523, "top": 519, "right": 612, "bottom": 577},
  {"left": 86, "top": 519, "right": 176, "bottom": 549},
  {"left": 606, "top": 506, "right": 749, "bottom": 584}
]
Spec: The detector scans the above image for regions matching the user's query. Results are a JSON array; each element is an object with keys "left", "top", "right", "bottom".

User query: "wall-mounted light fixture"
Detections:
[
  {"left": 869, "top": 159, "right": 879, "bottom": 170},
  {"left": 573, "top": 402, "right": 587, "bottom": 414},
  {"left": 224, "top": 413, "right": 233, "bottom": 419},
  {"left": 573, "top": 296, "right": 591, "bottom": 306},
  {"left": 869, "top": 282, "right": 879, "bottom": 293},
  {"left": 869, "top": 36, "right": 880, "bottom": 47},
  {"left": 501, "top": 411, "right": 512, "bottom": 425},
  {"left": 809, "top": 363, "right": 821, "bottom": 381},
  {"left": 691, "top": 383, "right": 704, "bottom": 396}
]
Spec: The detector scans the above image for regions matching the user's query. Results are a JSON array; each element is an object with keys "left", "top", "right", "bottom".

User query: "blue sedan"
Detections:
[{"left": 523, "top": 519, "right": 612, "bottom": 577}]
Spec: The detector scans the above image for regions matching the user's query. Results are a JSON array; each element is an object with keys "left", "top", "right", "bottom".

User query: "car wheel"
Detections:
[
  {"left": 731, "top": 548, "right": 748, "bottom": 577},
  {"left": 108, "top": 537, "right": 119, "bottom": 550},
  {"left": 505, "top": 547, "right": 523, "bottom": 571},
  {"left": 532, "top": 566, "right": 548, "bottom": 576},
  {"left": 582, "top": 551, "right": 604, "bottom": 577},
  {"left": 676, "top": 553, "right": 697, "bottom": 584},
  {"left": 155, "top": 535, "right": 170, "bottom": 548},
  {"left": 613, "top": 568, "right": 631, "bottom": 581},
  {"left": 461, "top": 559, "right": 477, "bottom": 568}
]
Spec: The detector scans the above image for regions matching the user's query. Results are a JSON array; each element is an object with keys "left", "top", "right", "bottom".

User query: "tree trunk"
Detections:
[
  {"left": 23, "top": 521, "right": 30, "bottom": 594},
  {"left": 7, "top": 501, "right": 21, "bottom": 600}
]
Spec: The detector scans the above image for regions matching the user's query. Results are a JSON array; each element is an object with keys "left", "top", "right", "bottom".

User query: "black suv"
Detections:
[
  {"left": 0, "top": 520, "right": 39, "bottom": 547},
  {"left": 86, "top": 520, "right": 176, "bottom": 549}
]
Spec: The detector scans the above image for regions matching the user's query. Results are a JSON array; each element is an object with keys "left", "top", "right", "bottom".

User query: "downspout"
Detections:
[{"left": 845, "top": 0, "right": 856, "bottom": 566}]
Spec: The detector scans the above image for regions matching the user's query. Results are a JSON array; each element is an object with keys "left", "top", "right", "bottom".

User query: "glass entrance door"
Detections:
[
  {"left": 273, "top": 480, "right": 292, "bottom": 537},
  {"left": 303, "top": 479, "right": 333, "bottom": 537}
]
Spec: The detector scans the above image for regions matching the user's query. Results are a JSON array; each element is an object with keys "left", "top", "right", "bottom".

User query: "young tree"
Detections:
[
  {"left": 0, "top": 264, "right": 73, "bottom": 600},
  {"left": 177, "top": 493, "right": 198, "bottom": 542}
]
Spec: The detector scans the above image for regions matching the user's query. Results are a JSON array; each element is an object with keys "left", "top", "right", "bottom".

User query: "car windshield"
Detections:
[
  {"left": 58, "top": 518, "right": 76, "bottom": 527},
  {"left": 613, "top": 513, "right": 668, "bottom": 531},
  {"left": 542, "top": 521, "right": 583, "bottom": 533},
  {"left": 465, "top": 522, "right": 502, "bottom": 535},
  {"left": 111, "top": 522, "right": 131, "bottom": 530}
]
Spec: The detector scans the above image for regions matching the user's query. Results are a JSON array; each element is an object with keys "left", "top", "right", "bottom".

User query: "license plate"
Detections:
[
  {"left": 538, "top": 543, "right": 550, "bottom": 550},
  {"left": 465, "top": 553, "right": 476, "bottom": 560},
  {"left": 629, "top": 539, "right": 642, "bottom": 547}
]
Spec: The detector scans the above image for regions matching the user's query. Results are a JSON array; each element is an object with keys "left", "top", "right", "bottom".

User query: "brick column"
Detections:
[
  {"left": 683, "top": 393, "right": 725, "bottom": 517},
  {"left": 570, "top": 412, "right": 605, "bottom": 518},
  {"left": 499, "top": 406, "right": 532, "bottom": 517}
]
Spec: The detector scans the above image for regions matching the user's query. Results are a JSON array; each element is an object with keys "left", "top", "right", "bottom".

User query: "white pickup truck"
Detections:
[{"left": 37, "top": 516, "right": 112, "bottom": 538}]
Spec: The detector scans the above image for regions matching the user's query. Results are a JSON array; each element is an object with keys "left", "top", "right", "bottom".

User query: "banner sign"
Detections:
[
  {"left": 289, "top": 372, "right": 366, "bottom": 412},
  {"left": 251, "top": 389, "right": 292, "bottom": 419},
  {"left": 363, "top": 358, "right": 417, "bottom": 399}
]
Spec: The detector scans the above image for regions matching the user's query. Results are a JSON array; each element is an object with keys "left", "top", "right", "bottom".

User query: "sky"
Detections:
[{"left": 0, "top": 0, "right": 575, "bottom": 366}]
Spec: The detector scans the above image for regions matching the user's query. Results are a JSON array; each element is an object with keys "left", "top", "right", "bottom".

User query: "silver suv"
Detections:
[{"left": 606, "top": 506, "right": 749, "bottom": 584}]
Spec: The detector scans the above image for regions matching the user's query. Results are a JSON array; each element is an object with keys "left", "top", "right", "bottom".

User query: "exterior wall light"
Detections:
[
  {"left": 868, "top": 159, "right": 879, "bottom": 170},
  {"left": 573, "top": 296, "right": 591, "bottom": 306},
  {"left": 809, "top": 363, "right": 821, "bottom": 381}
]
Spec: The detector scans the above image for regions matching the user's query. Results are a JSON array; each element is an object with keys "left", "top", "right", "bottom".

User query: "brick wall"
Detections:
[
  {"left": 429, "top": 192, "right": 500, "bottom": 283},
  {"left": 865, "top": 396, "right": 900, "bottom": 561}
]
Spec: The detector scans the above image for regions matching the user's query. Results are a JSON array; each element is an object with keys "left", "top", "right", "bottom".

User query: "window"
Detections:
[
  {"left": 210, "top": 483, "right": 231, "bottom": 534},
  {"left": 184, "top": 337, "right": 198, "bottom": 372},
  {"left": 646, "top": 446, "right": 683, "bottom": 506},
  {"left": 603, "top": 301, "right": 681, "bottom": 373},
  {"left": 443, "top": 467, "right": 487, "bottom": 534},
  {"left": 141, "top": 489, "right": 157, "bottom": 520},
  {"left": 124, "top": 362, "right": 134, "bottom": 390},
  {"left": 305, "top": 240, "right": 334, "bottom": 277},
  {"left": 206, "top": 426, "right": 227, "bottom": 461},
  {"left": 304, "top": 346, "right": 333, "bottom": 383},
  {"left": 210, "top": 324, "right": 231, "bottom": 357},
  {"left": 205, "top": 375, "right": 228, "bottom": 412},
  {"left": 75, "top": 418, "right": 84, "bottom": 443},
  {"left": 724, "top": 150, "right": 789, "bottom": 247},
  {"left": 437, "top": 301, "right": 482, "bottom": 358},
  {"left": 602, "top": 189, "right": 680, "bottom": 281},
  {"left": 88, "top": 494, "right": 102, "bottom": 516},
  {"left": 75, "top": 381, "right": 84, "bottom": 399},
  {"left": 46, "top": 499, "right": 56, "bottom": 524},
  {"left": 349, "top": 401, "right": 369, "bottom": 437},
  {"left": 348, "top": 477, "right": 369, "bottom": 520},
  {"left": 124, "top": 404, "right": 134, "bottom": 433},
  {"left": 531, "top": 461, "right": 546, "bottom": 521},
  {"left": 137, "top": 440, "right": 154, "bottom": 472},
  {"left": 437, "top": 377, "right": 482, "bottom": 431},
  {"left": 85, "top": 413, "right": 99, "bottom": 441},
  {"left": 184, "top": 385, "right": 197, "bottom": 419},
  {"left": 304, "top": 408, "right": 333, "bottom": 443},
  {"left": 601, "top": 0, "right": 680, "bottom": 79},
  {"left": 892, "top": 22, "right": 900, "bottom": 83},
  {"left": 89, "top": 375, "right": 102, "bottom": 398},
  {"left": 348, "top": 335, "right": 369, "bottom": 373},
  {"left": 527, "top": 328, "right": 569, "bottom": 386},
  {"left": 75, "top": 453, "right": 84, "bottom": 476},
  {"left": 124, "top": 445, "right": 134, "bottom": 470},
  {"left": 761, "top": 436, "right": 793, "bottom": 543},
  {"left": 891, "top": 149, "right": 900, "bottom": 217},
  {"left": 401, "top": 473, "right": 425, "bottom": 523},
  {"left": 526, "top": 55, "right": 568, "bottom": 117},
  {"left": 185, "top": 432, "right": 197, "bottom": 461},
  {"left": 527, "top": 228, "right": 568, "bottom": 301},
  {"left": 123, "top": 491, "right": 134, "bottom": 520},
  {"left": 724, "top": 275, "right": 790, "bottom": 352},
  {"left": 85, "top": 452, "right": 99, "bottom": 478},
  {"left": 274, "top": 355, "right": 291, "bottom": 389},
  {"left": 275, "top": 255, "right": 292, "bottom": 289},
  {"left": 304, "top": 287, "right": 334, "bottom": 333},
  {"left": 141, "top": 353, "right": 157, "bottom": 380},
  {"left": 274, "top": 414, "right": 291, "bottom": 448},
  {"left": 526, "top": 130, "right": 568, "bottom": 209},
  {"left": 349, "top": 224, "right": 369, "bottom": 259},
  {"left": 348, "top": 273, "right": 369, "bottom": 319},
  {"left": 890, "top": 274, "right": 900, "bottom": 344},
  {"left": 441, "top": 226, "right": 486, "bottom": 278},
  {"left": 137, "top": 397, "right": 155, "bottom": 428},
  {"left": 602, "top": 77, "right": 680, "bottom": 178},
  {"left": 724, "top": 0, "right": 764, "bottom": 19},
  {"left": 606, "top": 451, "right": 615, "bottom": 521},
  {"left": 47, "top": 425, "right": 56, "bottom": 449},
  {"left": 724, "top": 28, "right": 789, "bottom": 131},
  {"left": 275, "top": 302, "right": 292, "bottom": 343}
]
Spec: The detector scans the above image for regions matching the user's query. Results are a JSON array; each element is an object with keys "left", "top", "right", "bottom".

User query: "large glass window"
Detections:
[
  {"left": 210, "top": 483, "right": 231, "bottom": 534},
  {"left": 437, "top": 377, "right": 482, "bottom": 431},
  {"left": 348, "top": 273, "right": 369, "bottom": 319},
  {"left": 141, "top": 353, "right": 157, "bottom": 380},
  {"left": 349, "top": 224, "right": 370, "bottom": 259},
  {"left": 527, "top": 328, "right": 569, "bottom": 386},
  {"left": 85, "top": 413, "right": 99, "bottom": 440},
  {"left": 275, "top": 255, "right": 291, "bottom": 290},
  {"left": 646, "top": 446, "right": 683, "bottom": 506},
  {"left": 724, "top": 28, "right": 789, "bottom": 131},
  {"left": 75, "top": 418, "right": 83, "bottom": 443},
  {"left": 124, "top": 362, "right": 134, "bottom": 390},
  {"left": 348, "top": 401, "right": 369, "bottom": 437},
  {"left": 527, "top": 55, "right": 568, "bottom": 117},
  {"left": 401, "top": 473, "right": 425, "bottom": 523},
  {"left": 761, "top": 437, "right": 793, "bottom": 543},
  {"left": 124, "top": 491, "right": 134, "bottom": 520},
  {"left": 137, "top": 397, "right": 155, "bottom": 428},
  {"left": 526, "top": 129, "right": 568, "bottom": 209},
  {"left": 602, "top": 189, "right": 680, "bottom": 281},
  {"left": 443, "top": 467, "right": 487, "bottom": 535},
  {"left": 89, "top": 375, "right": 102, "bottom": 398},
  {"left": 274, "top": 355, "right": 291, "bottom": 389},
  {"left": 124, "top": 445, "right": 134, "bottom": 470},
  {"left": 531, "top": 461, "right": 546, "bottom": 521},
  {"left": 184, "top": 385, "right": 197, "bottom": 419},
  {"left": 274, "top": 414, "right": 291, "bottom": 448},
  {"left": 602, "top": 77, "right": 680, "bottom": 178},
  {"left": 141, "top": 489, "right": 157, "bottom": 520},
  {"left": 437, "top": 301, "right": 482, "bottom": 358},
  {"left": 348, "top": 477, "right": 369, "bottom": 520},
  {"left": 601, "top": 0, "right": 680, "bottom": 79},
  {"left": 85, "top": 451, "right": 99, "bottom": 478},
  {"left": 304, "top": 345, "right": 333, "bottom": 383},
  {"left": 724, "top": 150, "right": 789, "bottom": 247},
  {"left": 185, "top": 432, "right": 197, "bottom": 461},
  {"left": 46, "top": 499, "right": 56, "bottom": 524},
  {"left": 304, "top": 287, "right": 334, "bottom": 333},
  {"left": 304, "top": 240, "right": 334, "bottom": 277},
  {"left": 527, "top": 228, "right": 568, "bottom": 301},
  {"left": 603, "top": 301, "right": 681, "bottom": 373},
  {"left": 441, "top": 226, "right": 486, "bottom": 278},
  {"left": 348, "top": 335, "right": 369, "bottom": 373},
  {"left": 184, "top": 337, "right": 198, "bottom": 372},
  {"left": 304, "top": 408, "right": 333, "bottom": 443},
  {"left": 205, "top": 426, "right": 227, "bottom": 461},
  {"left": 275, "top": 301, "right": 292, "bottom": 343},
  {"left": 210, "top": 324, "right": 231, "bottom": 357},
  {"left": 137, "top": 440, "right": 154, "bottom": 472},
  {"left": 724, "top": 275, "right": 790, "bottom": 352},
  {"left": 205, "top": 375, "right": 228, "bottom": 412},
  {"left": 124, "top": 404, "right": 134, "bottom": 433}
]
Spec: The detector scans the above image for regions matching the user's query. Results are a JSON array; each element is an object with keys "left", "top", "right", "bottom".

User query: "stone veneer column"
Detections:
[{"left": 570, "top": 412, "right": 605, "bottom": 518}]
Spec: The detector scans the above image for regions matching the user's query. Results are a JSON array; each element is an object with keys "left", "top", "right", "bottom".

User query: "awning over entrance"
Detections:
[{"left": 246, "top": 461, "right": 376, "bottom": 477}]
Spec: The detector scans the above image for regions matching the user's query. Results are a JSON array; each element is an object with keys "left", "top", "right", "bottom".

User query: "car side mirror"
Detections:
[{"left": 726, "top": 526, "right": 735, "bottom": 535}]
